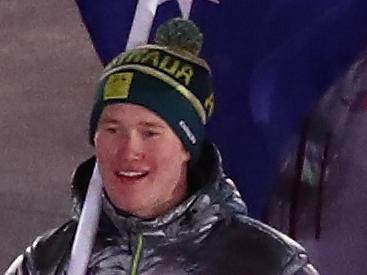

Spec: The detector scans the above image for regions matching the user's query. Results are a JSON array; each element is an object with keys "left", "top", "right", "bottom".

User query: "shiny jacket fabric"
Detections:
[{"left": 6, "top": 142, "right": 318, "bottom": 275}]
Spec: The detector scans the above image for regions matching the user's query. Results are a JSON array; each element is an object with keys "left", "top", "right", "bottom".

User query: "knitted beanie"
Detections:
[{"left": 89, "top": 18, "right": 215, "bottom": 164}]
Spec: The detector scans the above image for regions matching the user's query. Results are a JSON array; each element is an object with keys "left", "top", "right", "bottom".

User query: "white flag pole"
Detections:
[
  {"left": 177, "top": 0, "right": 193, "bottom": 19},
  {"left": 125, "top": 0, "right": 161, "bottom": 50},
  {"left": 67, "top": 163, "right": 103, "bottom": 275}
]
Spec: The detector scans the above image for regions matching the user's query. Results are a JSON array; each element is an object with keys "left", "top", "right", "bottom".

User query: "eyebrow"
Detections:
[
  {"left": 99, "top": 117, "right": 166, "bottom": 129},
  {"left": 99, "top": 117, "right": 120, "bottom": 124},
  {"left": 138, "top": 121, "right": 166, "bottom": 129}
]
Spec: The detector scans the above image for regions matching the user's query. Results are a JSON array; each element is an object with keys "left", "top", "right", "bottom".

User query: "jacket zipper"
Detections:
[{"left": 130, "top": 233, "right": 144, "bottom": 275}]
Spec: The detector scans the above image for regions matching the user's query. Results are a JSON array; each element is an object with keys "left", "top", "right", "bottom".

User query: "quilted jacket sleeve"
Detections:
[
  {"left": 293, "top": 263, "right": 320, "bottom": 275},
  {"left": 5, "top": 254, "right": 31, "bottom": 275},
  {"left": 5, "top": 220, "right": 76, "bottom": 275}
]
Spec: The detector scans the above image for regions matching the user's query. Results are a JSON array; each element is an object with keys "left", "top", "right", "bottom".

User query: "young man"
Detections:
[{"left": 6, "top": 18, "right": 318, "bottom": 274}]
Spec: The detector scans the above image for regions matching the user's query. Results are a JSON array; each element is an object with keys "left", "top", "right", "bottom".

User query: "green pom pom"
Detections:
[{"left": 154, "top": 18, "right": 203, "bottom": 56}]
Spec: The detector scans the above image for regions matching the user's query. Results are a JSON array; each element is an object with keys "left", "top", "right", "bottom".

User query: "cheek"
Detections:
[
  {"left": 95, "top": 133, "right": 115, "bottom": 169},
  {"left": 154, "top": 142, "right": 177, "bottom": 159},
  {"left": 150, "top": 141, "right": 189, "bottom": 170}
]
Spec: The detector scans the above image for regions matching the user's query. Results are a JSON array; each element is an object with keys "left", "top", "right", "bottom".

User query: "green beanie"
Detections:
[{"left": 89, "top": 18, "right": 215, "bottom": 164}]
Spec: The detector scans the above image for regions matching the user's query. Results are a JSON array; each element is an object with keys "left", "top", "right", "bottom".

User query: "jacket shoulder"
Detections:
[
  {"left": 234, "top": 214, "right": 305, "bottom": 251},
  {"left": 6, "top": 220, "right": 77, "bottom": 274},
  {"left": 198, "top": 214, "right": 317, "bottom": 275},
  {"left": 230, "top": 215, "right": 317, "bottom": 274},
  {"left": 31, "top": 220, "right": 77, "bottom": 269}
]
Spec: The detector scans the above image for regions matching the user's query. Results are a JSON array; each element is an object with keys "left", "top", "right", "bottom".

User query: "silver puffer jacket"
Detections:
[{"left": 6, "top": 142, "right": 318, "bottom": 275}]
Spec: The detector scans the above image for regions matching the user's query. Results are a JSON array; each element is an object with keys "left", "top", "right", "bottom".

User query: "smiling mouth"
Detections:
[{"left": 115, "top": 170, "right": 149, "bottom": 182}]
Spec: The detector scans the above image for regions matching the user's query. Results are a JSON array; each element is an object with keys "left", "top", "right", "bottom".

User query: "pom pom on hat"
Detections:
[{"left": 155, "top": 17, "right": 203, "bottom": 56}]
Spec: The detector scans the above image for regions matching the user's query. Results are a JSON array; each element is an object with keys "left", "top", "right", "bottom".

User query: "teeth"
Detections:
[{"left": 118, "top": 171, "right": 146, "bottom": 177}]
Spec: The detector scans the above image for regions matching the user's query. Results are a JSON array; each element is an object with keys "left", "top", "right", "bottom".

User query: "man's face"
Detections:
[{"left": 95, "top": 103, "right": 191, "bottom": 219}]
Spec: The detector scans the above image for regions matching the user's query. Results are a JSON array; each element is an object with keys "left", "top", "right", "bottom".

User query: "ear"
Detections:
[
  {"left": 93, "top": 131, "right": 98, "bottom": 146},
  {"left": 183, "top": 149, "right": 191, "bottom": 162}
]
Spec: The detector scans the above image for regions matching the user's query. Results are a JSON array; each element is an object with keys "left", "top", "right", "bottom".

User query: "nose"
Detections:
[{"left": 116, "top": 132, "right": 144, "bottom": 161}]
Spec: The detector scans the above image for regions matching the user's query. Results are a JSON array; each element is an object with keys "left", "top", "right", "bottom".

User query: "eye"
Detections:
[
  {"left": 105, "top": 126, "right": 118, "bottom": 134},
  {"left": 142, "top": 130, "right": 160, "bottom": 138}
]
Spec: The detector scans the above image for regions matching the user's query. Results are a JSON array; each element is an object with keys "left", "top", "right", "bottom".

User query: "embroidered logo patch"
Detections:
[
  {"left": 103, "top": 72, "right": 133, "bottom": 100},
  {"left": 179, "top": 120, "right": 196, "bottom": 144}
]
